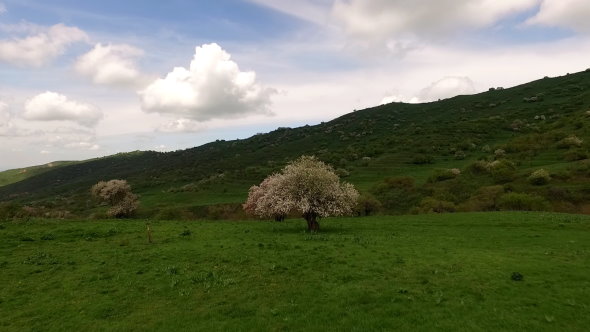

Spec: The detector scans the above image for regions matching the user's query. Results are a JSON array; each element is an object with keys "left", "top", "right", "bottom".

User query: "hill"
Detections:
[
  {"left": 0, "top": 161, "right": 78, "bottom": 187},
  {"left": 1, "top": 69, "right": 590, "bottom": 218}
]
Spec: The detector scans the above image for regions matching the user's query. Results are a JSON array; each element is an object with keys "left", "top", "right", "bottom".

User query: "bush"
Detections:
[
  {"left": 466, "top": 160, "right": 489, "bottom": 174},
  {"left": 354, "top": 193, "right": 382, "bottom": 216},
  {"left": 413, "top": 197, "right": 456, "bottom": 214},
  {"left": 557, "top": 135, "right": 583, "bottom": 149},
  {"left": 497, "top": 192, "right": 549, "bottom": 211},
  {"left": 91, "top": 180, "right": 139, "bottom": 218},
  {"left": 528, "top": 169, "right": 551, "bottom": 185},
  {"left": 427, "top": 169, "right": 459, "bottom": 183},
  {"left": 371, "top": 176, "right": 422, "bottom": 214},
  {"left": 458, "top": 185, "right": 504, "bottom": 211},
  {"left": 488, "top": 159, "right": 516, "bottom": 183},
  {"left": 411, "top": 154, "right": 434, "bottom": 164}
]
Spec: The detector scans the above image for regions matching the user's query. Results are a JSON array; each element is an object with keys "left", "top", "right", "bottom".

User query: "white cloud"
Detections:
[
  {"left": 0, "top": 3, "right": 6, "bottom": 14},
  {"left": 527, "top": 0, "right": 590, "bottom": 33},
  {"left": 75, "top": 43, "right": 146, "bottom": 87},
  {"left": 0, "top": 23, "right": 88, "bottom": 67},
  {"left": 157, "top": 118, "right": 205, "bottom": 133},
  {"left": 23, "top": 92, "right": 102, "bottom": 127},
  {"left": 418, "top": 76, "right": 477, "bottom": 102},
  {"left": 139, "top": 43, "right": 276, "bottom": 122},
  {"left": 331, "top": 0, "right": 538, "bottom": 49}
]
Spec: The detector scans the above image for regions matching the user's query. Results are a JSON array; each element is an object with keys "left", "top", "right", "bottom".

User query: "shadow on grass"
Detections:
[{"left": 261, "top": 218, "right": 356, "bottom": 235}]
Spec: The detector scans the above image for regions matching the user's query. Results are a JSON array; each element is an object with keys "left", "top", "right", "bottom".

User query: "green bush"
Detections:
[
  {"left": 488, "top": 159, "right": 516, "bottom": 183},
  {"left": 371, "top": 176, "right": 422, "bottom": 214},
  {"left": 466, "top": 160, "right": 489, "bottom": 174},
  {"left": 458, "top": 185, "right": 504, "bottom": 211},
  {"left": 498, "top": 192, "right": 549, "bottom": 211},
  {"left": 354, "top": 193, "right": 382, "bottom": 216},
  {"left": 528, "top": 169, "right": 551, "bottom": 185},
  {"left": 427, "top": 169, "right": 459, "bottom": 183},
  {"left": 557, "top": 135, "right": 583, "bottom": 149},
  {"left": 412, "top": 197, "right": 456, "bottom": 214},
  {"left": 411, "top": 154, "right": 434, "bottom": 165}
]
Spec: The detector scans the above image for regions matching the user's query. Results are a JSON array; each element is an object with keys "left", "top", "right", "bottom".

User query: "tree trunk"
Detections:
[{"left": 304, "top": 212, "right": 320, "bottom": 232}]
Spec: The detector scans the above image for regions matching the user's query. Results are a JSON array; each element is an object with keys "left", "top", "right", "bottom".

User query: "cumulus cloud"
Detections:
[
  {"left": 0, "top": 23, "right": 88, "bottom": 67},
  {"left": 527, "top": 0, "right": 590, "bottom": 33},
  {"left": 418, "top": 76, "right": 477, "bottom": 102},
  {"left": 332, "top": 0, "right": 537, "bottom": 49},
  {"left": 75, "top": 43, "right": 145, "bottom": 87},
  {"left": 139, "top": 43, "right": 276, "bottom": 121},
  {"left": 23, "top": 92, "right": 102, "bottom": 127},
  {"left": 157, "top": 119, "right": 205, "bottom": 133},
  {"left": 0, "top": 3, "right": 6, "bottom": 14}
]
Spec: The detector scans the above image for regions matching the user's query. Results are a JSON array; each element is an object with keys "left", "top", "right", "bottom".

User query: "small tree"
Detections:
[
  {"left": 244, "top": 156, "right": 359, "bottom": 231},
  {"left": 91, "top": 179, "right": 139, "bottom": 218}
]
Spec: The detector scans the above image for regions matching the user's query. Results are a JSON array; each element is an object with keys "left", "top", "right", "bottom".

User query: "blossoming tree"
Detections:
[
  {"left": 244, "top": 156, "right": 359, "bottom": 231},
  {"left": 91, "top": 179, "right": 139, "bottom": 218}
]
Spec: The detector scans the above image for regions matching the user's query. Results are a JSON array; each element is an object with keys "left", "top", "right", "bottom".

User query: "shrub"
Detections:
[
  {"left": 371, "top": 176, "right": 422, "bottom": 214},
  {"left": 467, "top": 160, "right": 489, "bottom": 174},
  {"left": 354, "top": 193, "right": 382, "bottom": 216},
  {"left": 411, "top": 154, "right": 434, "bottom": 164},
  {"left": 497, "top": 192, "right": 549, "bottom": 211},
  {"left": 458, "top": 185, "right": 504, "bottom": 211},
  {"left": 91, "top": 180, "right": 139, "bottom": 218},
  {"left": 413, "top": 197, "right": 456, "bottom": 214},
  {"left": 427, "top": 169, "right": 459, "bottom": 183},
  {"left": 557, "top": 135, "right": 583, "bottom": 149},
  {"left": 528, "top": 169, "right": 551, "bottom": 185},
  {"left": 488, "top": 159, "right": 516, "bottom": 183},
  {"left": 494, "top": 149, "right": 506, "bottom": 158}
]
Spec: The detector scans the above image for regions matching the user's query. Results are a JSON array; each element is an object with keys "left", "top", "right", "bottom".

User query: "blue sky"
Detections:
[{"left": 1, "top": 0, "right": 590, "bottom": 170}]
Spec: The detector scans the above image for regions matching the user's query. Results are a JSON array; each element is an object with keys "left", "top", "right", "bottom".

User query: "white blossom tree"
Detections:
[
  {"left": 244, "top": 156, "right": 359, "bottom": 231},
  {"left": 91, "top": 179, "right": 139, "bottom": 218}
]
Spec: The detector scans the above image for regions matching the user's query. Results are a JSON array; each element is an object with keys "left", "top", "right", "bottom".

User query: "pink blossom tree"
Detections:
[{"left": 244, "top": 156, "right": 359, "bottom": 231}]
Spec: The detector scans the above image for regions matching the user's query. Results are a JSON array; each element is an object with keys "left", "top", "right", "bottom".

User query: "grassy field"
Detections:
[{"left": 1, "top": 212, "right": 589, "bottom": 331}]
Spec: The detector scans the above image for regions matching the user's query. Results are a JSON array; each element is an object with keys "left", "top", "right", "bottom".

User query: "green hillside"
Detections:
[
  {"left": 0, "top": 161, "right": 78, "bottom": 187},
  {"left": 1, "top": 69, "right": 590, "bottom": 218}
]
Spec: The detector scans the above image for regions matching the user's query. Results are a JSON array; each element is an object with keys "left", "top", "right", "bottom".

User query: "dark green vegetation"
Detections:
[
  {"left": 1, "top": 212, "right": 588, "bottom": 330},
  {"left": 1, "top": 69, "right": 590, "bottom": 218},
  {"left": 0, "top": 161, "right": 78, "bottom": 187}
]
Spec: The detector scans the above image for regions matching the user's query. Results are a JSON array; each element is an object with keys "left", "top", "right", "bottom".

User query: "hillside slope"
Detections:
[
  {"left": 0, "top": 161, "right": 78, "bottom": 187},
  {"left": 1, "top": 69, "right": 589, "bottom": 217}
]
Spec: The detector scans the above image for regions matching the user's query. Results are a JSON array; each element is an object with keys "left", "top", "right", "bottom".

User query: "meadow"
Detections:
[{"left": 1, "top": 212, "right": 589, "bottom": 331}]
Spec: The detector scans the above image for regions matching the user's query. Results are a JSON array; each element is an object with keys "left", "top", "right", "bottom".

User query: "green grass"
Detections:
[{"left": 1, "top": 212, "right": 589, "bottom": 331}]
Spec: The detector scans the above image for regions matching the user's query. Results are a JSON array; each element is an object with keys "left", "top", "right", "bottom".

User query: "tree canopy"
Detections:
[{"left": 244, "top": 156, "right": 358, "bottom": 231}]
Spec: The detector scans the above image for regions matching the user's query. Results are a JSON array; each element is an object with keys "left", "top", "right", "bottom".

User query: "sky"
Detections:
[{"left": 1, "top": 0, "right": 590, "bottom": 170}]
